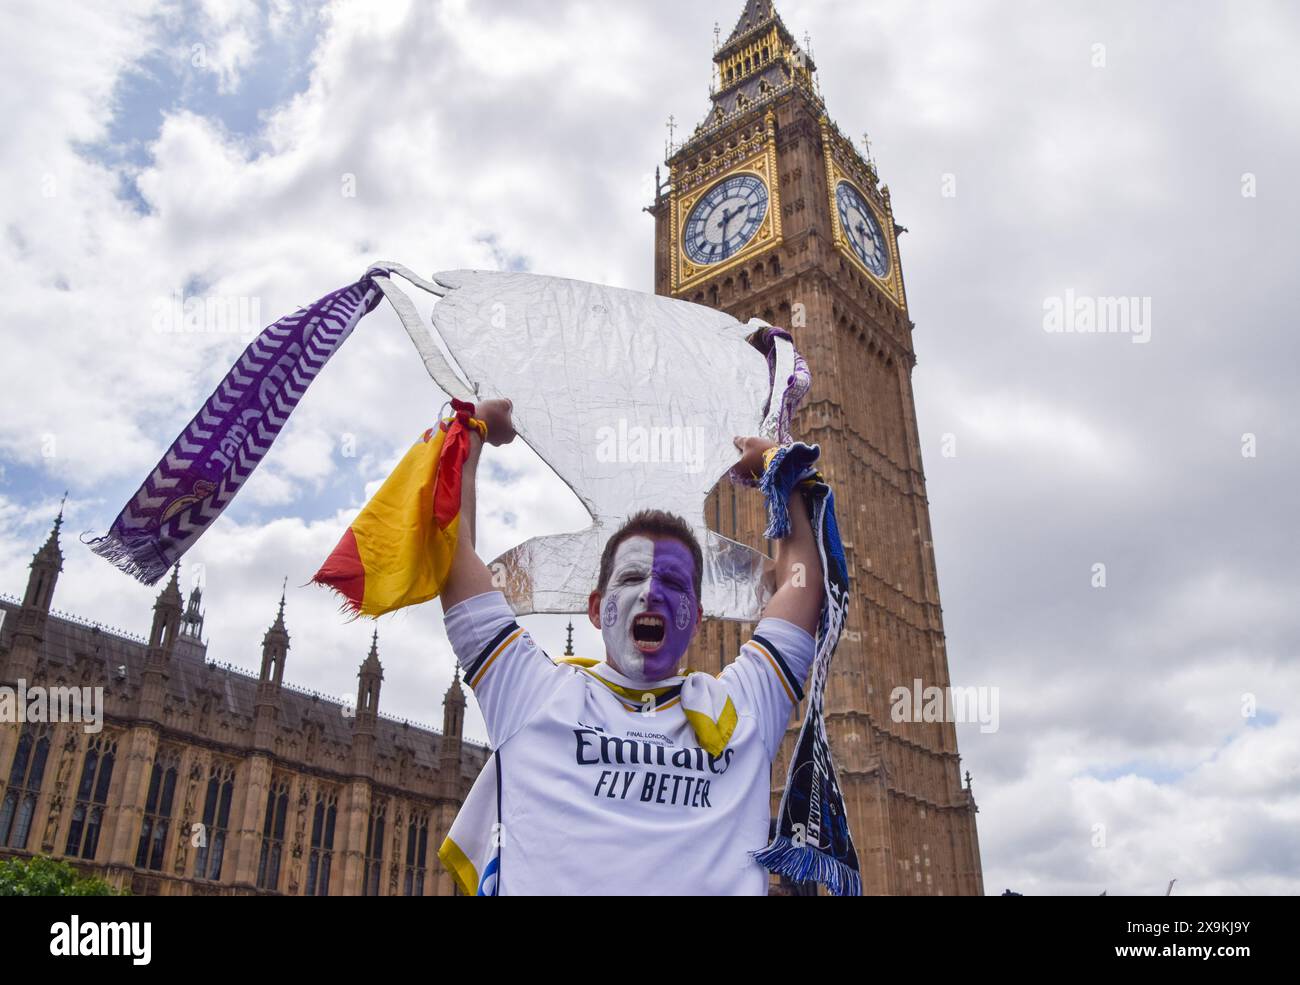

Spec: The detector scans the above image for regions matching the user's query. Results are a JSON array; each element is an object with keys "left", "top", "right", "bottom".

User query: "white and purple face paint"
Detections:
[{"left": 600, "top": 535, "right": 699, "bottom": 682}]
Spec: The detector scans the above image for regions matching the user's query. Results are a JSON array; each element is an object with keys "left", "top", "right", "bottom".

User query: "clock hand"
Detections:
[{"left": 723, "top": 205, "right": 747, "bottom": 237}]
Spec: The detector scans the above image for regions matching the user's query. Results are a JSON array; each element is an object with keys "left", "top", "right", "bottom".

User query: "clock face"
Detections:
[
  {"left": 836, "top": 180, "right": 890, "bottom": 278},
  {"left": 683, "top": 173, "right": 769, "bottom": 266}
]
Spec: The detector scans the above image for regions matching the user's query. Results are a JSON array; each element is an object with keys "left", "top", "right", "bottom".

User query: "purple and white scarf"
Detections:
[
  {"left": 728, "top": 324, "right": 811, "bottom": 487},
  {"left": 89, "top": 276, "right": 382, "bottom": 584}
]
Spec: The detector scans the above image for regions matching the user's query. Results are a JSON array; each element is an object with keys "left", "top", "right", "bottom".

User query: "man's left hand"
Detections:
[{"left": 733, "top": 435, "right": 778, "bottom": 481}]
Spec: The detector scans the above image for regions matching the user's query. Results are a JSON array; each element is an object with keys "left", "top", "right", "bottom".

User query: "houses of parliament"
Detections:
[
  {"left": 0, "top": 507, "right": 488, "bottom": 895},
  {"left": 0, "top": 0, "right": 983, "bottom": 895}
]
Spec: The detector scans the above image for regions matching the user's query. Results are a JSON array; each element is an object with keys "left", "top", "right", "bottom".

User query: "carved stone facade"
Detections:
[
  {"left": 0, "top": 511, "right": 486, "bottom": 895},
  {"left": 651, "top": 0, "right": 985, "bottom": 895}
]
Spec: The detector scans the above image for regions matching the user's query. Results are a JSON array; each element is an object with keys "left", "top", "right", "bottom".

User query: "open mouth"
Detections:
[{"left": 631, "top": 613, "right": 666, "bottom": 652}]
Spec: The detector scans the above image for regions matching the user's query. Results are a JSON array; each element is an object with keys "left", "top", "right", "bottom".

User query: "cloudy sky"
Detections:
[{"left": 1, "top": 0, "right": 1296, "bottom": 896}]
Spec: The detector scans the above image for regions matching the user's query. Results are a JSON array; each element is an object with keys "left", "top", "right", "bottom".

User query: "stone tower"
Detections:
[
  {"left": 649, "top": 0, "right": 984, "bottom": 895},
  {"left": 4, "top": 500, "right": 64, "bottom": 682}
]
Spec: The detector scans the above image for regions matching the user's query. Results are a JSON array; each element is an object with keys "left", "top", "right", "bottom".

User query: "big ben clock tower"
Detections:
[{"left": 650, "top": 0, "right": 985, "bottom": 895}]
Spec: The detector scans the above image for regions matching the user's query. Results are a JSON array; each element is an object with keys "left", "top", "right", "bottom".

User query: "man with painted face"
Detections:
[{"left": 437, "top": 398, "right": 824, "bottom": 895}]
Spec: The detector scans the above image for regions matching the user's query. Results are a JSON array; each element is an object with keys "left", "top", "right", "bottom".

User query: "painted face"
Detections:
[{"left": 599, "top": 535, "right": 699, "bottom": 682}]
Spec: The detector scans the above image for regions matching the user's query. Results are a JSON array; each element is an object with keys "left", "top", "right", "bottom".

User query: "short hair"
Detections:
[{"left": 596, "top": 509, "right": 704, "bottom": 599}]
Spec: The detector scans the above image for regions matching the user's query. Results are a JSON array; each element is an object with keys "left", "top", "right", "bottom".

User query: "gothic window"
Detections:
[
  {"left": 363, "top": 799, "right": 386, "bottom": 896},
  {"left": 305, "top": 788, "right": 338, "bottom": 896},
  {"left": 257, "top": 778, "right": 290, "bottom": 891},
  {"left": 194, "top": 761, "right": 235, "bottom": 881},
  {"left": 403, "top": 811, "right": 429, "bottom": 896},
  {"left": 65, "top": 734, "right": 117, "bottom": 860},
  {"left": 0, "top": 723, "right": 51, "bottom": 850},
  {"left": 134, "top": 750, "right": 179, "bottom": 871}
]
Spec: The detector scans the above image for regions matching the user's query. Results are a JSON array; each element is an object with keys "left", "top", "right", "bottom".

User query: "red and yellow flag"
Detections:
[{"left": 313, "top": 402, "right": 484, "bottom": 617}]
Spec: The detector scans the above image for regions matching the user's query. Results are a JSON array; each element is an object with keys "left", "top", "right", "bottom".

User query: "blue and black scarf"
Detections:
[{"left": 751, "top": 441, "right": 861, "bottom": 896}]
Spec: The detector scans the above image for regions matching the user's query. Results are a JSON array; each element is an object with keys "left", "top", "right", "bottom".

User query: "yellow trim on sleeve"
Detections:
[
  {"left": 747, "top": 640, "right": 796, "bottom": 703},
  {"left": 470, "top": 627, "right": 525, "bottom": 688},
  {"left": 438, "top": 835, "right": 479, "bottom": 897}
]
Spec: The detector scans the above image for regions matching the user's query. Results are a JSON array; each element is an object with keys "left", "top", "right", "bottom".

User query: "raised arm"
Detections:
[
  {"left": 733, "top": 436, "right": 825, "bottom": 636},
  {"left": 440, "top": 398, "right": 515, "bottom": 611},
  {"left": 437, "top": 398, "right": 567, "bottom": 749}
]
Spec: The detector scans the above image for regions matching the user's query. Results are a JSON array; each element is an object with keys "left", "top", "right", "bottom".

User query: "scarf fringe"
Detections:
[
  {"left": 83, "top": 531, "right": 172, "bottom": 586},
  {"left": 750, "top": 837, "right": 863, "bottom": 897},
  {"left": 759, "top": 442, "right": 820, "bottom": 539}
]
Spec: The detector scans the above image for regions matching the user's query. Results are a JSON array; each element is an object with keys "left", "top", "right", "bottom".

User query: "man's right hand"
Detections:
[{"left": 474, "top": 397, "right": 516, "bottom": 447}]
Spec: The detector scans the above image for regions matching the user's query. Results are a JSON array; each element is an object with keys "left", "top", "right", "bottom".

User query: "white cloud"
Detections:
[
  {"left": 951, "top": 386, "right": 1142, "bottom": 477},
  {"left": 970, "top": 715, "right": 1300, "bottom": 895},
  {"left": 193, "top": 0, "right": 262, "bottom": 93}
]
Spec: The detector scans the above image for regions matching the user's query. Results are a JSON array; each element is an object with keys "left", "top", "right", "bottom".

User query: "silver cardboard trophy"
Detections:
[{"left": 368, "top": 263, "right": 802, "bottom": 622}]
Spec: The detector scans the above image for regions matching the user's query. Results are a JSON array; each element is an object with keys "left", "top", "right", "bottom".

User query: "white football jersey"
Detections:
[{"left": 440, "top": 590, "right": 813, "bottom": 896}]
